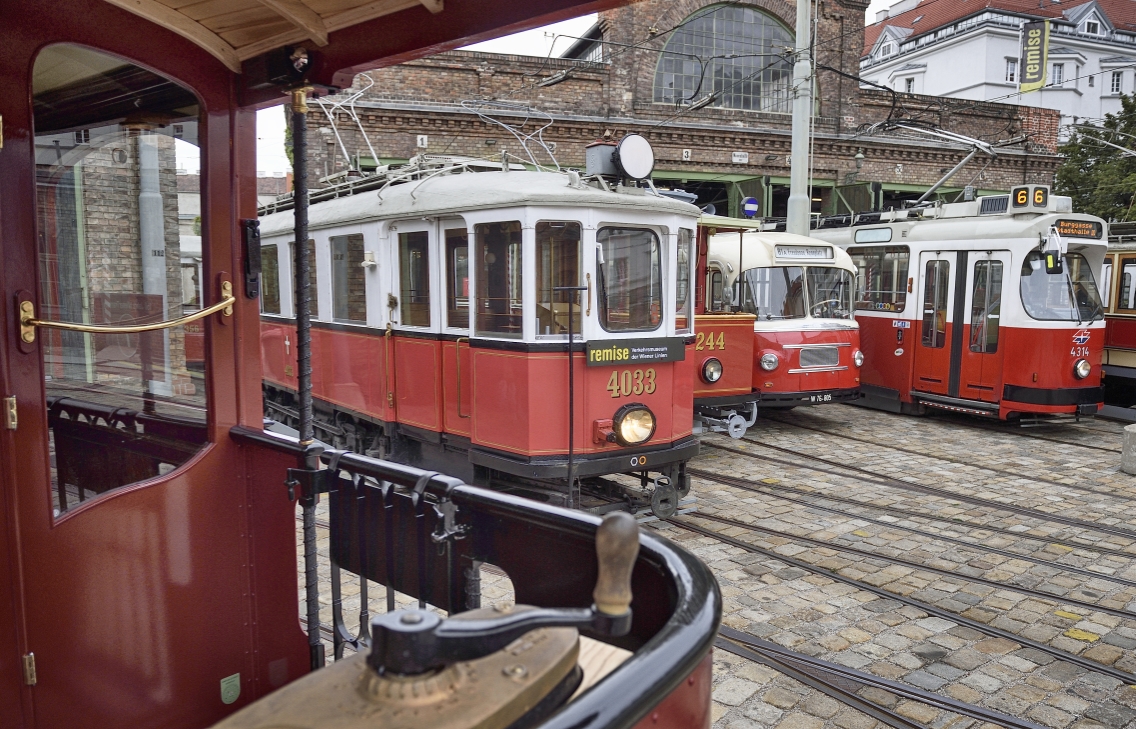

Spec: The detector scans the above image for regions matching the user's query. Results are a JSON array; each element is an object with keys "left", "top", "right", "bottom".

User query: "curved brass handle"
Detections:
[{"left": 20, "top": 281, "right": 234, "bottom": 343}]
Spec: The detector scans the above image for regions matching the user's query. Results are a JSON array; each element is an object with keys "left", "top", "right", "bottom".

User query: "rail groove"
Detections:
[
  {"left": 667, "top": 517, "right": 1136, "bottom": 683},
  {"left": 717, "top": 627, "right": 1048, "bottom": 729},
  {"left": 705, "top": 440, "right": 1136, "bottom": 542},
  {"left": 689, "top": 467, "right": 1136, "bottom": 589}
]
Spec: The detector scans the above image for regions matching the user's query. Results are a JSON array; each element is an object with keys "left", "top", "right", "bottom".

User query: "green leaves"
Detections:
[{"left": 1055, "top": 93, "right": 1136, "bottom": 221}]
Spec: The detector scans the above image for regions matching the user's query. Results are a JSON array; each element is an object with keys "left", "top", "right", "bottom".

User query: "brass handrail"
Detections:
[{"left": 20, "top": 282, "right": 234, "bottom": 343}]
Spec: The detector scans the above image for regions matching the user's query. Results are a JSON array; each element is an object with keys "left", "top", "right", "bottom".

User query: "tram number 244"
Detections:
[
  {"left": 607, "top": 369, "right": 657, "bottom": 398},
  {"left": 695, "top": 332, "right": 726, "bottom": 350}
]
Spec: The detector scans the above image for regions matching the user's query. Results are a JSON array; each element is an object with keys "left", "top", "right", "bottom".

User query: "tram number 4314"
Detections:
[
  {"left": 695, "top": 332, "right": 726, "bottom": 350},
  {"left": 607, "top": 368, "right": 657, "bottom": 398},
  {"left": 1071, "top": 346, "right": 1090, "bottom": 357}
]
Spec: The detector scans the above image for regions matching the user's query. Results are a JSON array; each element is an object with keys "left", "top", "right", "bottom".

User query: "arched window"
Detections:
[{"left": 653, "top": 4, "right": 794, "bottom": 112}]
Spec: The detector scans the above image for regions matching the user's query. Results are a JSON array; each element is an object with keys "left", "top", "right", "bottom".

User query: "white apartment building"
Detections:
[{"left": 861, "top": 0, "right": 1136, "bottom": 136}]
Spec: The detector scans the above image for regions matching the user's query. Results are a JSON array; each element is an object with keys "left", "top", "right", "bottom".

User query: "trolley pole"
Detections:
[
  {"left": 291, "top": 86, "right": 325, "bottom": 670},
  {"left": 786, "top": 0, "right": 813, "bottom": 235},
  {"left": 554, "top": 285, "right": 587, "bottom": 509}
]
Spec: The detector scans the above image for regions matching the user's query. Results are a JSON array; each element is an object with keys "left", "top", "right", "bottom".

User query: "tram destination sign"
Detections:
[
  {"left": 1055, "top": 219, "right": 1103, "bottom": 239},
  {"left": 587, "top": 338, "right": 686, "bottom": 366},
  {"left": 775, "top": 245, "right": 833, "bottom": 259}
]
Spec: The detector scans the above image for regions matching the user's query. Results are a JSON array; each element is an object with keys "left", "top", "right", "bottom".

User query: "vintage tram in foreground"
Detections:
[
  {"left": 693, "top": 217, "right": 861, "bottom": 422},
  {"left": 811, "top": 186, "right": 1107, "bottom": 420},
  {"left": 0, "top": 1, "right": 720, "bottom": 728},
  {"left": 257, "top": 153, "right": 701, "bottom": 516}
]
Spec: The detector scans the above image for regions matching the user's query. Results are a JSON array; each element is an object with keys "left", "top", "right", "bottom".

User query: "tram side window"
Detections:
[
  {"left": 970, "top": 260, "right": 1002, "bottom": 353},
  {"left": 708, "top": 268, "right": 726, "bottom": 312},
  {"left": 676, "top": 229, "right": 693, "bottom": 333},
  {"left": 446, "top": 228, "right": 469, "bottom": 329},
  {"left": 1101, "top": 261, "right": 1113, "bottom": 311},
  {"left": 597, "top": 227, "right": 662, "bottom": 332},
  {"left": 921, "top": 260, "right": 949, "bottom": 348},
  {"left": 399, "top": 231, "right": 431, "bottom": 327},
  {"left": 288, "top": 239, "right": 319, "bottom": 317},
  {"left": 850, "top": 246, "right": 909, "bottom": 312},
  {"left": 261, "top": 244, "right": 281, "bottom": 315},
  {"left": 1118, "top": 259, "right": 1136, "bottom": 311},
  {"left": 331, "top": 234, "right": 366, "bottom": 323},
  {"left": 536, "top": 221, "right": 582, "bottom": 336},
  {"left": 475, "top": 222, "right": 523, "bottom": 337},
  {"left": 33, "top": 44, "right": 209, "bottom": 515}
]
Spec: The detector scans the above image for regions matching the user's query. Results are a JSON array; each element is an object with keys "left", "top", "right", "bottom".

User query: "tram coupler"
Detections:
[{"left": 694, "top": 401, "right": 758, "bottom": 439}]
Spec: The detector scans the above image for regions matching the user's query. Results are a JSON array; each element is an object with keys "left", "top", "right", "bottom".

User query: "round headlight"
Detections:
[
  {"left": 1074, "top": 359, "right": 1091, "bottom": 379},
  {"left": 701, "top": 358, "right": 723, "bottom": 383},
  {"left": 613, "top": 404, "right": 656, "bottom": 446},
  {"left": 760, "top": 353, "right": 779, "bottom": 371},
  {"left": 853, "top": 350, "right": 864, "bottom": 368}
]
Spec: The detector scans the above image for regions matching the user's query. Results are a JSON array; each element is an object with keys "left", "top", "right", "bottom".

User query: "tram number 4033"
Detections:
[
  {"left": 695, "top": 332, "right": 726, "bottom": 350},
  {"left": 606, "top": 368, "right": 657, "bottom": 398}
]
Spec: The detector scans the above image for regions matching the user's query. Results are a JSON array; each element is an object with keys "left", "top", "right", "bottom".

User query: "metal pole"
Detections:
[
  {"left": 555, "top": 285, "right": 588, "bottom": 509},
  {"left": 786, "top": 0, "right": 813, "bottom": 235},
  {"left": 292, "top": 87, "right": 324, "bottom": 670},
  {"left": 915, "top": 147, "right": 979, "bottom": 204}
]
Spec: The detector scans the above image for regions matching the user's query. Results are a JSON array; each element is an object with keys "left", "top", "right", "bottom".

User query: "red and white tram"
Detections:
[
  {"left": 258, "top": 155, "right": 701, "bottom": 513},
  {"left": 811, "top": 186, "right": 1107, "bottom": 420},
  {"left": 1100, "top": 222, "right": 1136, "bottom": 417},
  {"left": 694, "top": 217, "right": 861, "bottom": 416}
]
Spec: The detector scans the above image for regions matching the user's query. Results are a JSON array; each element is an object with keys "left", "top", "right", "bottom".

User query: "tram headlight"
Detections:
[
  {"left": 701, "top": 358, "right": 723, "bottom": 383},
  {"left": 853, "top": 350, "right": 864, "bottom": 368},
  {"left": 1074, "top": 359, "right": 1091, "bottom": 380},
  {"left": 760, "top": 353, "right": 779, "bottom": 371},
  {"left": 613, "top": 404, "right": 656, "bottom": 446}
]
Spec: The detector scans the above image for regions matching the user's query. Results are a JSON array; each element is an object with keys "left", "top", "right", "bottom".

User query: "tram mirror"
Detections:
[
  {"left": 33, "top": 44, "right": 209, "bottom": 516},
  {"left": 1044, "top": 227, "right": 1066, "bottom": 274}
]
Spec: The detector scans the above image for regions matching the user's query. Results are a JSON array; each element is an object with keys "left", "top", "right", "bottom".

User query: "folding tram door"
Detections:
[{"left": 913, "top": 249, "right": 1008, "bottom": 406}]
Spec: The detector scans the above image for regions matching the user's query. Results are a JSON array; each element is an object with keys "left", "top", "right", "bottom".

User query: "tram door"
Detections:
[
  {"left": 913, "top": 252, "right": 956, "bottom": 395},
  {"left": 959, "top": 252, "right": 1010, "bottom": 402}
]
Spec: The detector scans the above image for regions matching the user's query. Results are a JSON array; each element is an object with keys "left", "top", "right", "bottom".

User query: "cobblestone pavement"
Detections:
[{"left": 297, "top": 405, "right": 1136, "bottom": 729}]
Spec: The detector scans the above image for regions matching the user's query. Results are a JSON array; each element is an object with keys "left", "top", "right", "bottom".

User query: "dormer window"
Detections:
[
  {"left": 878, "top": 41, "right": 895, "bottom": 58},
  {"left": 1084, "top": 20, "right": 1101, "bottom": 35}
]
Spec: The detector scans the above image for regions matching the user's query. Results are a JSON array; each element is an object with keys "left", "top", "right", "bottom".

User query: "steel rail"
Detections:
[
  {"left": 688, "top": 467, "right": 1136, "bottom": 589},
  {"left": 765, "top": 417, "right": 1129, "bottom": 497},
  {"left": 967, "top": 421, "right": 1122, "bottom": 454},
  {"left": 21, "top": 289, "right": 233, "bottom": 335},
  {"left": 666, "top": 518, "right": 1136, "bottom": 683},
  {"left": 703, "top": 440, "right": 1136, "bottom": 541},
  {"left": 717, "top": 628, "right": 1048, "bottom": 729},
  {"left": 689, "top": 510, "right": 1136, "bottom": 620},
  {"left": 688, "top": 465, "right": 1136, "bottom": 561}
]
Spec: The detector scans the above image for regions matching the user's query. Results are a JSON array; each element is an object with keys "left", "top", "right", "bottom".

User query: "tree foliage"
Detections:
[{"left": 1055, "top": 93, "right": 1136, "bottom": 221}]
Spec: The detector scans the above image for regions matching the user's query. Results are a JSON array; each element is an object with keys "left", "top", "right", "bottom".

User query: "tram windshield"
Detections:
[
  {"left": 734, "top": 266, "right": 853, "bottom": 319},
  {"left": 1019, "top": 251, "right": 1104, "bottom": 322},
  {"left": 596, "top": 227, "right": 663, "bottom": 332}
]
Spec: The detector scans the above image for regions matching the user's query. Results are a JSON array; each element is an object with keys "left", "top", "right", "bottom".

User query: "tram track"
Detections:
[
  {"left": 689, "top": 467, "right": 1136, "bottom": 589},
  {"left": 763, "top": 417, "right": 1132, "bottom": 501},
  {"left": 704, "top": 439, "right": 1136, "bottom": 542},
  {"left": 666, "top": 516, "right": 1136, "bottom": 683},
  {"left": 715, "top": 627, "right": 1047, "bottom": 729}
]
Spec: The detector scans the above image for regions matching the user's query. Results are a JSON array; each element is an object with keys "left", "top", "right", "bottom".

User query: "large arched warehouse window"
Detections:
[{"left": 653, "top": 4, "right": 794, "bottom": 112}]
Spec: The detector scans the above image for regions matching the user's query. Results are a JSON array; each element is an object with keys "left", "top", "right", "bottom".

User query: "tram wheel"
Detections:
[{"left": 650, "top": 481, "right": 678, "bottom": 519}]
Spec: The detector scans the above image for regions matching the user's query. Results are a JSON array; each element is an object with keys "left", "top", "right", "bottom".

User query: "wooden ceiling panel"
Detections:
[
  {"left": 200, "top": 6, "right": 284, "bottom": 34},
  {"left": 220, "top": 19, "right": 300, "bottom": 49},
  {"left": 324, "top": 0, "right": 419, "bottom": 32},
  {"left": 181, "top": 0, "right": 263, "bottom": 23}
]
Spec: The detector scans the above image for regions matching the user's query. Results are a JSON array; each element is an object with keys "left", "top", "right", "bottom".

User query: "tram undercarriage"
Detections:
[{"left": 264, "top": 384, "right": 694, "bottom": 518}]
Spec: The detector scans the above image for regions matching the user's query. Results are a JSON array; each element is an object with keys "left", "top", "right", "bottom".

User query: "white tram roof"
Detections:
[
  {"left": 705, "top": 229, "right": 855, "bottom": 286},
  {"left": 258, "top": 163, "right": 700, "bottom": 237},
  {"left": 808, "top": 193, "right": 1107, "bottom": 252}
]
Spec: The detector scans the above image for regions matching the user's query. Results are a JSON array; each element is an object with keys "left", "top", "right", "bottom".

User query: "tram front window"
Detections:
[
  {"left": 597, "top": 227, "right": 662, "bottom": 332},
  {"left": 33, "top": 44, "right": 208, "bottom": 516},
  {"left": 536, "top": 221, "right": 581, "bottom": 336},
  {"left": 735, "top": 267, "right": 804, "bottom": 320},
  {"left": 1020, "top": 251, "right": 1104, "bottom": 322},
  {"left": 475, "top": 221, "right": 523, "bottom": 337}
]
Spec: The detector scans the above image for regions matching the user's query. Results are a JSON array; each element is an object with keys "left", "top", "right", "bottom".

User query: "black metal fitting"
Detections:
[{"left": 286, "top": 467, "right": 335, "bottom": 503}]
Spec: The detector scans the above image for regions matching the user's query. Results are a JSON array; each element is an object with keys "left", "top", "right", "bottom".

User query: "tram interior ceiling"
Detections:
[{"left": 31, "top": 45, "right": 209, "bottom": 514}]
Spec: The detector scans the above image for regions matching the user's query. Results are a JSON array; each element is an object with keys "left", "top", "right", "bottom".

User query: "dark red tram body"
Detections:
[{"left": 0, "top": 2, "right": 718, "bottom": 729}]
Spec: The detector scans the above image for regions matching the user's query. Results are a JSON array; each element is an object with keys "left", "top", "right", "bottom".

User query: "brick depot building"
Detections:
[{"left": 298, "top": 0, "right": 1063, "bottom": 218}]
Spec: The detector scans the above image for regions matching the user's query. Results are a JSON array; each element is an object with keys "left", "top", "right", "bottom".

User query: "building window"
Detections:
[
  {"left": 1089, "top": 75, "right": 1095, "bottom": 87},
  {"left": 1051, "top": 63, "right": 1064, "bottom": 85},
  {"left": 878, "top": 41, "right": 895, "bottom": 58},
  {"left": 1113, "top": 71, "right": 1123, "bottom": 94},
  {"left": 905, "top": 78, "right": 915, "bottom": 93},
  {"left": 1085, "top": 20, "right": 1100, "bottom": 35},
  {"left": 1005, "top": 59, "right": 1017, "bottom": 83},
  {"left": 653, "top": 4, "right": 794, "bottom": 112}
]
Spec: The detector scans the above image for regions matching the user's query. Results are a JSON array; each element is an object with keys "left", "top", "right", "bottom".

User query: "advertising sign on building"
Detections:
[{"left": 1019, "top": 20, "right": 1050, "bottom": 93}]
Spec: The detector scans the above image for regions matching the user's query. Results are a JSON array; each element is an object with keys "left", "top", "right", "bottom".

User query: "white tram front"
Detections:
[{"left": 811, "top": 186, "right": 1107, "bottom": 420}]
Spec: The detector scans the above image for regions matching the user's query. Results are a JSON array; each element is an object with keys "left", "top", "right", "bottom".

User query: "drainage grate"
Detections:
[{"left": 799, "top": 347, "right": 839, "bottom": 368}]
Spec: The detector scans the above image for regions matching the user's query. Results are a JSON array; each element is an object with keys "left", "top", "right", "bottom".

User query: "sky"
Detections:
[{"left": 247, "top": 0, "right": 900, "bottom": 174}]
